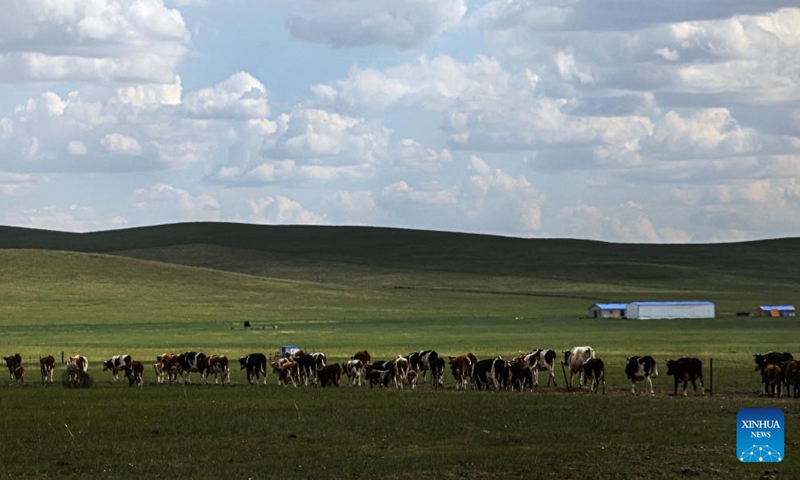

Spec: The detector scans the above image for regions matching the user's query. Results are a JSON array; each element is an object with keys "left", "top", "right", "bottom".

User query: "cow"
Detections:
[
  {"left": 666, "top": 357, "right": 705, "bottom": 396},
  {"left": 625, "top": 356, "right": 658, "bottom": 396},
  {"left": 394, "top": 356, "right": 410, "bottom": 389},
  {"left": 272, "top": 359, "right": 298, "bottom": 387},
  {"left": 365, "top": 364, "right": 393, "bottom": 388},
  {"left": 353, "top": 350, "right": 371, "bottom": 365},
  {"left": 407, "top": 370, "right": 418, "bottom": 390},
  {"left": 449, "top": 355, "right": 472, "bottom": 390},
  {"left": 583, "top": 358, "right": 606, "bottom": 394},
  {"left": 102, "top": 354, "right": 132, "bottom": 381},
  {"left": 156, "top": 353, "right": 181, "bottom": 384},
  {"left": 508, "top": 358, "right": 534, "bottom": 392},
  {"left": 527, "top": 349, "right": 558, "bottom": 387},
  {"left": 177, "top": 351, "right": 208, "bottom": 384},
  {"left": 124, "top": 361, "right": 144, "bottom": 386},
  {"left": 39, "top": 355, "right": 55, "bottom": 385},
  {"left": 239, "top": 353, "right": 268, "bottom": 385},
  {"left": 409, "top": 350, "right": 440, "bottom": 385},
  {"left": 762, "top": 364, "right": 782, "bottom": 398},
  {"left": 4, "top": 353, "right": 22, "bottom": 381},
  {"left": 293, "top": 353, "right": 325, "bottom": 386},
  {"left": 563, "top": 346, "right": 595, "bottom": 389},
  {"left": 317, "top": 364, "right": 342, "bottom": 387},
  {"left": 782, "top": 360, "right": 800, "bottom": 398},
  {"left": 754, "top": 352, "right": 793, "bottom": 396},
  {"left": 472, "top": 358, "right": 505, "bottom": 390},
  {"left": 205, "top": 355, "right": 230, "bottom": 385},
  {"left": 66, "top": 355, "right": 88, "bottom": 385},
  {"left": 342, "top": 359, "right": 366, "bottom": 387},
  {"left": 431, "top": 357, "right": 445, "bottom": 388}
]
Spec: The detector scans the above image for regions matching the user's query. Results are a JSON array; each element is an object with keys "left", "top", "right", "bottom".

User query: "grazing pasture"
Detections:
[{"left": 1, "top": 223, "right": 800, "bottom": 478}]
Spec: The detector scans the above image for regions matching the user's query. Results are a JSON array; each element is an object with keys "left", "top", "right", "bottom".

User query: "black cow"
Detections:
[
  {"left": 239, "top": 353, "right": 267, "bottom": 385},
  {"left": 294, "top": 353, "right": 326, "bottom": 386},
  {"left": 177, "top": 352, "right": 208, "bottom": 384},
  {"left": 102, "top": 354, "right": 132, "bottom": 382},
  {"left": 625, "top": 356, "right": 658, "bottom": 396},
  {"left": 754, "top": 352, "right": 793, "bottom": 396},
  {"left": 666, "top": 357, "right": 704, "bottom": 396},
  {"left": 583, "top": 358, "right": 605, "bottom": 394},
  {"left": 431, "top": 357, "right": 445, "bottom": 388},
  {"left": 508, "top": 359, "right": 533, "bottom": 392}
]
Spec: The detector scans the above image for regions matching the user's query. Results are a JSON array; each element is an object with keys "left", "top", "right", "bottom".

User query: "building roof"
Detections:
[
  {"left": 759, "top": 305, "right": 796, "bottom": 311},
  {"left": 591, "top": 303, "right": 628, "bottom": 310},
  {"left": 629, "top": 301, "right": 714, "bottom": 306}
]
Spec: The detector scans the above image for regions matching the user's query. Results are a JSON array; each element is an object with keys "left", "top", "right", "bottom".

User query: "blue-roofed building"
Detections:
[
  {"left": 758, "top": 305, "right": 796, "bottom": 317},
  {"left": 588, "top": 303, "right": 628, "bottom": 318},
  {"left": 627, "top": 301, "right": 715, "bottom": 320}
]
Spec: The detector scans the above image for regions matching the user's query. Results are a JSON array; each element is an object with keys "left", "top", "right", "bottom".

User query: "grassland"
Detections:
[{"left": 1, "top": 223, "right": 800, "bottom": 478}]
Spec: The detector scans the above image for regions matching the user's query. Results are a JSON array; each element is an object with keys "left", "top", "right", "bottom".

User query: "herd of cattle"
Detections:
[{"left": 1, "top": 348, "right": 795, "bottom": 397}]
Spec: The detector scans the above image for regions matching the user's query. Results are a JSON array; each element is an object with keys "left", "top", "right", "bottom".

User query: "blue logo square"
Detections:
[{"left": 738, "top": 408, "right": 784, "bottom": 462}]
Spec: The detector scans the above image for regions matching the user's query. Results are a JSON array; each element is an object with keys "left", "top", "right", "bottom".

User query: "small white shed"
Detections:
[{"left": 627, "top": 301, "right": 715, "bottom": 320}]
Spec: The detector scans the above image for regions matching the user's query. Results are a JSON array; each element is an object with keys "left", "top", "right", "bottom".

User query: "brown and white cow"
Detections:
[
  {"left": 65, "top": 355, "right": 88, "bottom": 385},
  {"left": 102, "top": 354, "right": 132, "bottom": 381},
  {"left": 156, "top": 353, "right": 181, "bottom": 384},
  {"left": 12, "top": 364, "right": 24, "bottom": 384},
  {"left": 124, "top": 360, "right": 144, "bottom": 386},
  {"left": 449, "top": 355, "right": 472, "bottom": 390},
  {"left": 271, "top": 358, "right": 298, "bottom": 387},
  {"left": 394, "top": 355, "right": 410, "bottom": 389},
  {"left": 204, "top": 355, "right": 230, "bottom": 385},
  {"left": 4, "top": 353, "right": 22, "bottom": 381},
  {"left": 39, "top": 355, "right": 55, "bottom": 385},
  {"left": 342, "top": 359, "right": 365, "bottom": 387}
]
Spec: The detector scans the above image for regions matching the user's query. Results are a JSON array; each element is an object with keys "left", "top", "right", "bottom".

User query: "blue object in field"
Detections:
[{"left": 280, "top": 345, "right": 301, "bottom": 357}]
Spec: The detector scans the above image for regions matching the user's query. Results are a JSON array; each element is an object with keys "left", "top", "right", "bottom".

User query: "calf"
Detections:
[
  {"left": 124, "top": 361, "right": 144, "bottom": 386},
  {"left": 762, "top": 364, "right": 782, "bottom": 398},
  {"left": 666, "top": 357, "right": 705, "bottom": 396},
  {"left": 431, "top": 357, "right": 445, "bottom": 388},
  {"left": 563, "top": 346, "right": 595, "bottom": 389},
  {"left": 342, "top": 359, "right": 365, "bottom": 387},
  {"left": 239, "top": 353, "right": 268, "bottom": 385},
  {"left": 102, "top": 354, "right": 132, "bottom": 382},
  {"left": 583, "top": 358, "right": 605, "bottom": 394},
  {"left": 317, "top": 364, "right": 342, "bottom": 387},
  {"left": 12, "top": 364, "right": 24, "bottom": 384},
  {"left": 407, "top": 370, "right": 418, "bottom": 390},
  {"left": 39, "top": 355, "right": 55, "bottom": 385},
  {"left": 4, "top": 353, "right": 22, "bottom": 381},
  {"left": 625, "top": 356, "right": 658, "bottom": 396}
]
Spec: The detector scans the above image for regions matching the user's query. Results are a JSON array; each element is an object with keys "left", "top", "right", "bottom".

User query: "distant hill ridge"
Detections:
[{"left": 1, "top": 222, "right": 799, "bottom": 291}]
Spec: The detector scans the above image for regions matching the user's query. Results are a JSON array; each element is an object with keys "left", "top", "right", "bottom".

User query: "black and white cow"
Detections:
[
  {"left": 293, "top": 353, "right": 326, "bottom": 386},
  {"left": 666, "top": 357, "right": 705, "bottom": 396},
  {"left": 102, "top": 354, "right": 132, "bottom": 381},
  {"left": 582, "top": 358, "right": 605, "bottom": 394},
  {"left": 532, "top": 349, "right": 558, "bottom": 387},
  {"left": 754, "top": 352, "right": 793, "bottom": 396},
  {"left": 177, "top": 352, "right": 208, "bottom": 384},
  {"left": 239, "top": 353, "right": 268, "bottom": 385},
  {"left": 409, "top": 350, "right": 440, "bottom": 385},
  {"left": 563, "top": 346, "right": 595, "bottom": 389},
  {"left": 625, "top": 356, "right": 658, "bottom": 396},
  {"left": 365, "top": 363, "right": 394, "bottom": 388},
  {"left": 472, "top": 358, "right": 506, "bottom": 390}
]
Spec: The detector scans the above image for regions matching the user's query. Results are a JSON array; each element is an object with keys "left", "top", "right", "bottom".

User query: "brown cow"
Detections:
[
  {"left": 156, "top": 353, "right": 181, "bottom": 384},
  {"left": 12, "top": 364, "right": 24, "bottom": 384},
  {"left": 782, "top": 360, "right": 800, "bottom": 398},
  {"left": 353, "top": 350, "right": 371, "bottom": 365},
  {"left": 39, "top": 355, "right": 56, "bottom": 385},
  {"left": 206, "top": 355, "right": 230, "bottom": 385},
  {"left": 449, "top": 355, "right": 472, "bottom": 390},
  {"left": 317, "top": 364, "right": 341, "bottom": 387},
  {"left": 124, "top": 361, "right": 144, "bottom": 386},
  {"left": 763, "top": 364, "right": 782, "bottom": 398},
  {"left": 4, "top": 353, "right": 22, "bottom": 381}
]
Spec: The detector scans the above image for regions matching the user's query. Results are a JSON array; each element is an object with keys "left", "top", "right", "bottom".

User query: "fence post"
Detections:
[
  {"left": 709, "top": 357, "right": 713, "bottom": 397},
  {"left": 61, "top": 351, "right": 64, "bottom": 364}
]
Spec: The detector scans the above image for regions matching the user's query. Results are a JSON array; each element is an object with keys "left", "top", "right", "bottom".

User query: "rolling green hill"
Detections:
[{"left": 1, "top": 222, "right": 798, "bottom": 314}]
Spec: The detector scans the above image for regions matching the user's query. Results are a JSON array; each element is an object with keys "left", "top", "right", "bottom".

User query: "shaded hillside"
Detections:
[{"left": 1, "top": 223, "right": 799, "bottom": 305}]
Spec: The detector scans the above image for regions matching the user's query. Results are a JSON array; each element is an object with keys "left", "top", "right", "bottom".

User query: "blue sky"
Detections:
[{"left": 0, "top": 0, "right": 798, "bottom": 242}]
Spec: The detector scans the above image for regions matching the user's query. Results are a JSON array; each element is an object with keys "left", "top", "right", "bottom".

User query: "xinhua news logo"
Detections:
[{"left": 737, "top": 408, "right": 784, "bottom": 463}]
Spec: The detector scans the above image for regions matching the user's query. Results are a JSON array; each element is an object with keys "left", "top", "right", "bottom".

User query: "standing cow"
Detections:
[
  {"left": 239, "top": 353, "right": 268, "bottom": 385},
  {"left": 754, "top": 352, "right": 793, "bottom": 397},
  {"left": 124, "top": 361, "right": 144, "bottom": 386},
  {"left": 102, "top": 354, "right": 132, "bottom": 381},
  {"left": 39, "top": 355, "right": 56, "bottom": 385},
  {"left": 563, "top": 346, "right": 595, "bottom": 389},
  {"left": 625, "top": 356, "right": 658, "bottom": 396},
  {"left": 666, "top": 357, "right": 705, "bottom": 396},
  {"left": 4, "top": 354, "right": 22, "bottom": 381},
  {"left": 583, "top": 358, "right": 606, "bottom": 394}
]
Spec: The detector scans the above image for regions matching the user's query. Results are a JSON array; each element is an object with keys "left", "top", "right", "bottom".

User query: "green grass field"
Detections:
[{"left": 1, "top": 223, "right": 799, "bottom": 478}]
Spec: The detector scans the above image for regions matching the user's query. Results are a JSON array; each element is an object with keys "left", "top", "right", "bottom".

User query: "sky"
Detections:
[{"left": 0, "top": 1, "right": 798, "bottom": 243}]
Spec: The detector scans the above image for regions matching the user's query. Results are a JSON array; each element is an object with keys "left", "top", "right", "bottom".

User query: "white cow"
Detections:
[
  {"left": 342, "top": 359, "right": 365, "bottom": 386},
  {"left": 563, "top": 346, "right": 595, "bottom": 389}
]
